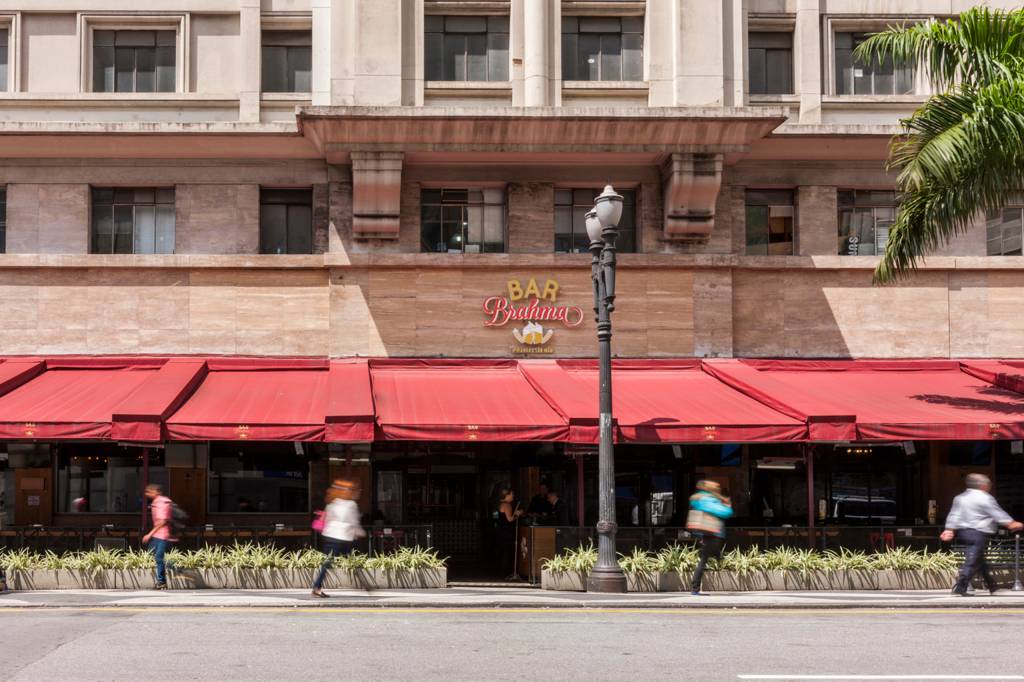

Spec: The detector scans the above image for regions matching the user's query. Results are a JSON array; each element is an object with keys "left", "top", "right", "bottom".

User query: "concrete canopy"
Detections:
[{"left": 297, "top": 106, "right": 788, "bottom": 164}]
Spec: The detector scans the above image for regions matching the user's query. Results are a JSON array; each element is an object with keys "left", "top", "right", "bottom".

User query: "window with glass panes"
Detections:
[
  {"left": 0, "top": 188, "right": 6, "bottom": 254},
  {"left": 986, "top": 206, "right": 1024, "bottom": 255},
  {"left": 420, "top": 188, "right": 506, "bottom": 253},
  {"left": 748, "top": 32, "right": 792, "bottom": 95},
  {"left": 260, "top": 189, "right": 313, "bottom": 255},
  {"left": 835, "top": 32, "right": 914, "bottom": 95},
  {"left": 837, "top": 190, "right": 897, "bottom": 256},
  {"left": 561, "top": 16, "right": 643, "bottom": 81},
  {"left": 261, "top": 30, "right": 312, "bottom": 93},
  {"left": 745, "top": 190, "right": 794, "bottom": 255},
  {"left": 425, "top": 15, "right": 509, "bottom": 82},
  {"left": 554, "top": 188, "right": 636, "bottom": 254},
  {"left": 0, "top": 28, "right": 9, "bottom": 91},
  {"left": 91, "top": 188, "right": 175, "bottom": 254},
  {"left": 93, "top": 29, "right": 176, "bottom": 93}
]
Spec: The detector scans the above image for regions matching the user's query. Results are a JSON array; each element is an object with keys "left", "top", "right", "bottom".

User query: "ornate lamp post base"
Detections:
[{"left": 587, "top": 565, "right": 628, "bottom": 593}]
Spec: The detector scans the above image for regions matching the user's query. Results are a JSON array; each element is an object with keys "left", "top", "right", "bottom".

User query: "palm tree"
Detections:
[{"left": 854, "top": 8, "right": 1024, "bottom": 282}]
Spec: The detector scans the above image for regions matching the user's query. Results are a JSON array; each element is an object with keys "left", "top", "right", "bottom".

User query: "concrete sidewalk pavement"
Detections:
[{"left": 2, "top": 587, "right": 1024, "bottom": 609}]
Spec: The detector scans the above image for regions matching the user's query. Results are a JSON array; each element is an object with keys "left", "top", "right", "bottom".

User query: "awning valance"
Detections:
[{"left": 521, "top": 359, "right": 807, "bottom": 444}]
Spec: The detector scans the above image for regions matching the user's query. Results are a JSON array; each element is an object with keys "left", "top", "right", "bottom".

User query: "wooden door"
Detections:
[
  {"left": 169, "top": 468, "right": 206, "bottom": 525},
  {"left": 15, "top": 467, "right": 53, "bottom": 525}
]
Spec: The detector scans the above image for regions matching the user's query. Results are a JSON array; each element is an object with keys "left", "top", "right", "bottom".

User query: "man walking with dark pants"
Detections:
[{"left": 941, "top": 473, "right": 1023, "bottom": 595}]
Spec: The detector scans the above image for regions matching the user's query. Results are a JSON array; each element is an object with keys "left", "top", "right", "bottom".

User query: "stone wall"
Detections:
[
  {"left": 6, "top": 184, "right": 90, "bottom": 254},
  {"left": 176, "top": 184, "right": 260, "bottom": 255}
]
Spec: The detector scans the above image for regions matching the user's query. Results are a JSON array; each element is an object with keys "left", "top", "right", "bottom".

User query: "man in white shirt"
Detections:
[{"left": 941, "top": 473, "right": 1023, "bottom": 595}]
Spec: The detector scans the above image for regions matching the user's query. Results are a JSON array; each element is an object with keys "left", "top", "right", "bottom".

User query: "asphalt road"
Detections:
[{"left": 1, "top": 608, "right": 1022, "bottom": 681}]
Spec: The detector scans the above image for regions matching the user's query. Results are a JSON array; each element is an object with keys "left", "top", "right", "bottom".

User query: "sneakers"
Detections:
[
  {"left": 311, "top": 589, "right": 328, "bottom": 598},
  {"left": 153, "top": 582, "right": 167, "bottom": 591}
]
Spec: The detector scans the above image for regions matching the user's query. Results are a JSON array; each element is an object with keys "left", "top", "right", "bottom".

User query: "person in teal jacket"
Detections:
[{"left": 686, "top": 480, "right": 734, "bottom": 595}]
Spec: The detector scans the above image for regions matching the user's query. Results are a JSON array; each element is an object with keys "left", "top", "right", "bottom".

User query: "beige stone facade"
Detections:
[{"left": 0, "top": 0, "right": 1018, "bottom": 360}]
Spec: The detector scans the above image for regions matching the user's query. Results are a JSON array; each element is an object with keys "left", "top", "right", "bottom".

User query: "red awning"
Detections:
[
  {"left": 960, "top": 360, "right": 1024, "bottom": 395},
  {"left": 326, "top": 359, "right": 375, "bottom": 442},
  {"left": 166, "top": 359, "right": 332, "bottom": 442},
  {"left": 706, "top": 359, "right": 1024, "bottom": 441},
  {"left": 111, "top": 359, "right": 207, "bottom": 442},
  {"left": 370, "top": 359, "right": 569, "bottom": 441},
  {"left": 521, "top": 359, "right": 807, "bottom": 443},
  {"left": 0, "top": 359, "right": 163, "bottom": 440}
]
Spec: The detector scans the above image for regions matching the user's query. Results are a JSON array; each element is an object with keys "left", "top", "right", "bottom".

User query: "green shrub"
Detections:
[
  {"left": 542, "top": 542, "right": 597, "bottom": 574},
  {"left": 655, "top": 543, "right": 699, "bottom": 573},
  {"left": 617, "top": 547, "right": 657, "bottom": 575}
]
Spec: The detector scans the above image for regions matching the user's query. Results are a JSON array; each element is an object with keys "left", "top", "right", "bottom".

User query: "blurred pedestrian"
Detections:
[
  {"left": 941, "top": 473, "right": 1023, "bottom": 595},
  {"left": 686, "top": 480, "right": 733, "bottom": 596},
  {"left": 142, "top": 484, "right": 173, "bottom": 590},
  {"left": 311, "top": 479, "right": 365, "bottom": 598}
]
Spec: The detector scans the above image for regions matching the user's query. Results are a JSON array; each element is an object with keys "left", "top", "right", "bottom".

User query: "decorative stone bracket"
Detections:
[
  {"left": 661, "top": 152, "right": 723, "bottom": 242},
  {"left": 351, "top": 151, "right": 404, "bottom": 238}
]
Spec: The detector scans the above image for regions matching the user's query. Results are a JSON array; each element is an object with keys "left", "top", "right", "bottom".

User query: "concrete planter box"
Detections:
[
  {"left": 702, "top": 571, "right": 767, "bottom": 592},
  {"left": 540, "top": 570, "right": 588, "bottom": 592},
  {"left": 829, "top": 569, "right": 879, "bottom": 590},
  {"left": 873, "top": 569, "right": 956, "bottom": 591},
  {"left": 625, "top": 571, "right": 660, "bottom": 592},
  {"left": 5, "top": 567, "right": 447, "bottom": 590}
]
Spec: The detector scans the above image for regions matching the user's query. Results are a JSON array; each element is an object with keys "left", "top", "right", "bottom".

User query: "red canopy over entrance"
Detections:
[
  {"left": 705, "top": 359, "right": 1024, "bottom": 441},
  {"left": 370, "top": 359, "right": 569, "bottom": 441},
  {"left": 521, "top": 359, "right": 807, "bottom": 443}
]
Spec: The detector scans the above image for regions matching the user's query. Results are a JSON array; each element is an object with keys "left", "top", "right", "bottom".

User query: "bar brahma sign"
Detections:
[{"left": 482, "top": 277, "right": 584, "bottom": 354}]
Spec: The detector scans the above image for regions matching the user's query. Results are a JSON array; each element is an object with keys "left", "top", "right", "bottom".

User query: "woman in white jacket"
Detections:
[{"left": 311, "top": 479, "right": 365, "bottom": 598}]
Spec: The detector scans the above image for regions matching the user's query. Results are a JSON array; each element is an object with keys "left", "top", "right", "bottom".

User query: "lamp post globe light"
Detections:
[{"left": 586, "top": 185, "right": 627, "bottom": 593}]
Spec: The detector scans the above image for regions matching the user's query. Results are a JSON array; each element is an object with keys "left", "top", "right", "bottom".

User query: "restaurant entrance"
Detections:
[{"left": 369, "top": 442, "right": 575, "bottom": 580}]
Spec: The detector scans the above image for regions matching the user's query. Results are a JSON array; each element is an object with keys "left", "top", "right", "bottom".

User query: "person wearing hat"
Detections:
[{"left": 686, "top": 480, "right": 733, "bottom": 595}]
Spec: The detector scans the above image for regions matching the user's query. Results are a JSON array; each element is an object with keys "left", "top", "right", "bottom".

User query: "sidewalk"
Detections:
[{"left": 2, "top": 587, "right": 1024, "bottom": 609}]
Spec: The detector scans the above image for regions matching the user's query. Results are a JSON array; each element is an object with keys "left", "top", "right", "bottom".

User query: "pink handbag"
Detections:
[{"left": 311, "top": 510, "right": 326, "bottom": 533}]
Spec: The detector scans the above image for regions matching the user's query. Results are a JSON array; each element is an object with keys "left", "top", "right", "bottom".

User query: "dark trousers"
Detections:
[
  {"left": 149, "top": 538, "right": 171, "bottom": 585},
  {"left": 953, "top": 529, "right": 997, "bottom": 593},
  {"left": 313, "top": 538, "right": 355, "bottom": 590},
  {"left": 691, "top": 534, "right": 723, "bottom": 592}
]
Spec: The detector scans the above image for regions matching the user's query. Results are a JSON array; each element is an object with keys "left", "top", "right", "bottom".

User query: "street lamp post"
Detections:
[{"left": 585, "top": 185, "right": 627, "bottom": 593}]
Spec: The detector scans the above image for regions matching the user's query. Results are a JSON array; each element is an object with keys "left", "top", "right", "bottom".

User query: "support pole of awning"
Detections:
[
  {"left": 140, "top": 448, "right": 150, "bottom": 538},
  {"left": 804, "top": 443, "right": 815, "bottom": 550}
]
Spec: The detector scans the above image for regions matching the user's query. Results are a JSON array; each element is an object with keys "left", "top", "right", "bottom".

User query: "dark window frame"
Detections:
[
  {"left": 0, "top": 27, "right": 9, "bottom": 92},
  {"left": 90, "top": 187, "right": 175, "bottom": 255},
  {"left": 424, "top": 15, "right": 510, "bottom": 82},
  {"left": 748, "top": 31, "right": 793, "bottom": 95},
  {"left": 261, "top": 29, "right": 312, "bottom": 93},
  {"left": 260, "top": 188, "right": 314, "bottom": 255},
  {"left": 986, "top": 205, "right": 1024, "bottom": 256},
  {"left": 561, "top": 15, "right": 644, "bottom": 82},
  {"left": 0, "top": 187, "right": 6, "bottom": 254},
  {"left": 834, "top": 30, "right": 915, "bottom": 96},
  {"left": 837, "top": 189, "right": 898, "bottom": 256},
  {"left": 554, "top": 187, "right": 637, "bottom": 254},
  {"left": 745, "top": 189, "right": 795, "bottom": 255},
  {"left": 420, "top": 188, "right": 507, "bottom": 254},
  {"left": 92, "top": 29, "right": 177, "bottom": 93}
]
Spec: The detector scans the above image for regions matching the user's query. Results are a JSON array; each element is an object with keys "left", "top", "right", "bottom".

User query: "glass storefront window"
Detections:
[
  {"left": 208, "top": 443, "right": 309, "bottom": 513},
  {"left": 57, "top": 445, "right": 166, "bottom": 514},
  {"left": 837, "top": 190, "right": 897, "bottom": 255}
]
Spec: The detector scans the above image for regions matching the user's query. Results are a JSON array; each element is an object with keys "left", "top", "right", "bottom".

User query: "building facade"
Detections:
[{"left": 0, "top": 0, "right": 1022, "bottom": 576}]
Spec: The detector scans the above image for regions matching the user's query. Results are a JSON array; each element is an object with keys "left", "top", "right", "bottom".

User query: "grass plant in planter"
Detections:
[
  {"left": 618, "top": 547, "right": 659, "bottom": 592},
  {"left": 540, "top": 543, "right": 597, "bottom": 592},
  {"left": 654, "top": 544, "right": 699, "bottom": 591},
  {"left": 822, "top": 548, "right": 877, "bottom": 590},
  {"left": 869, "top": 547, "right": 959, "bottom": 590}
]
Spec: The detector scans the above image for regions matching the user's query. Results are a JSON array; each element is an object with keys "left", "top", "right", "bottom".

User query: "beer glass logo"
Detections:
[{"left": 513, "top": 321, "right": 553, "bottom": 346}]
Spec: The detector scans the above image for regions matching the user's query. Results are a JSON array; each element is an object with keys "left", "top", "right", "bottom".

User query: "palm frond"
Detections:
[{"left": 855, "top": 8, "right": 1024, "bottom": 91}]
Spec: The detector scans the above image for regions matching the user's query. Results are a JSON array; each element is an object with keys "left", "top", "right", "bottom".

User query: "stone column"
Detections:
[
  {"left": 796, "top": 186, "right": 838, "bottom": 256},
  {"left": 311, "top": 0, "right": 333, "bottom": 106},
  {"left": 522, "top": 0, "right": 552, "bottom": 107},
  {"left": 353, "top": 0, "right": 403, "bottom": 105},
  {"left": 795, "top": 0, "right": 823, "bottom": 124},
  {"left": 507, "top": 183, "right": 554, "bottom": 253},
  {"left": 239, "top": 0, "right": 260, "bottom": 122},
  {"left": 677, "top": 0, "right": 725, "bottom": 105}
]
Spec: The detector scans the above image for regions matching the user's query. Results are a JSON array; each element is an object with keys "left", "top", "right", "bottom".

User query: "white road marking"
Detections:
[{"left": 738, "top": 677, "right": 1024, "bottom": 680}]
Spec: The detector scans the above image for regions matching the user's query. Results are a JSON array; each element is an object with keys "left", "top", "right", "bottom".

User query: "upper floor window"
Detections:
[
  {"left": 425, "top": 15, "right": 509, "bottom": 82},
  {"left": 0, "top": 187, "right": 6, "bottom": 254},
  {"left": 835, "top": 32, "right": 914, "bottom": 96},
  {"left": 93, "top": 30, "right": 176, "bottom": 93},
  {"left": 837, "top": 190, "right": 896, "bottom": 256},
  {"left": 262, "top": 30, "right": 312, "bottom": 93},
  {"left": 986, "top": 206, "right": 1024, "bottom": 256},
  {"left": 0, "top": 28, "right": 9, "bottom": 91},
  {"left": 91, "top": 188, "right": 175, "bottom": 254},
  {"left": 260, "top": 189, "right": 312, "bottom": 255},
  {"left": 561, "top": 16, "right": 643, "bottom": 81},
  {"left": 745, "top": 190, "right": 794, "bottom": 255},
  {"left": 555, "top": 188, "right": 636, "bottom": 254},
  {"left": 421, "top": 188, "right": 505, "bottom": 253},
  {"left": 748, "top": 32, "right": 792, "bottom": 95}
]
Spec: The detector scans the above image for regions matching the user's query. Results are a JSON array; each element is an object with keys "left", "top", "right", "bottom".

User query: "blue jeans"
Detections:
[
  {"left": 313, "top": 538, "right": 354, "bottom": 590},
  {"left": 150, "top": 538, "right": 171, "bottom": 585},
  {"left": 954, "top": 529, "right": 996, "bottom": 593}
]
